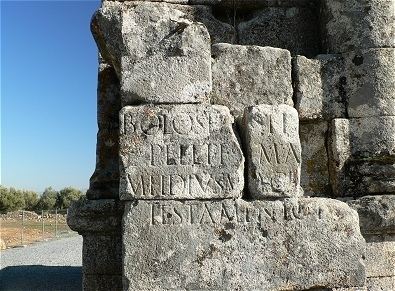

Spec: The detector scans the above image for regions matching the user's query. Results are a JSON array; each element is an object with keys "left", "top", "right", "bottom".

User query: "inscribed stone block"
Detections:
[
  {"left": 243, "top": 105, "right": 302, "bottom": 198},
  {"left": 211, "top": 43, "right": 293, "bottom": 120},
  {"left": 119, "top": 104, "right": 244, "bottom": 200},
  {"left": 123, "top": 198, "right": 366, "bottom": 290}
]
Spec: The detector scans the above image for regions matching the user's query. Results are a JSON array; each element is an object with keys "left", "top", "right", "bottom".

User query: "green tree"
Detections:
[
  {"left": 57, "top": 187, "right": 83, "bottom": 209},
  {"left": 23, "top": 190, "right": 39, "bottom": 211},
  {"left": 36, "top": 187, "right": 58, "bottom": 210},
  {"left": 0, "top": 186, "right": 25, "bottom": 213}
]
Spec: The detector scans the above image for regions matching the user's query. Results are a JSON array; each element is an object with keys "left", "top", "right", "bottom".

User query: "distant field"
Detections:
[{"left": 1, "top": 213, "right": 75, "bottom": 249}]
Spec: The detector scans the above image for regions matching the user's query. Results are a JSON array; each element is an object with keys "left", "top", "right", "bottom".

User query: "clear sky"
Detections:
[{"left": 1, "top": 0, "right": 101, "bottom": 193}]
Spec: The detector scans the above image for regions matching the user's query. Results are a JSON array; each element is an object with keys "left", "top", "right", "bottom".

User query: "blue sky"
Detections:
[{"left": 1, "top": 0, "right": 101, "bottom": 192}]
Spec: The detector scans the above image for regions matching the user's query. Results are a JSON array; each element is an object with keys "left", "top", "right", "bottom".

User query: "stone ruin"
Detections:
[{"left": 67, "top": 0, "right": 395, "bottom": 290}]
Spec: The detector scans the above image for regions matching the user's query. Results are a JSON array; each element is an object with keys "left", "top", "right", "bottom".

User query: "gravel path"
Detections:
[{"left": 0, "top": 235, "right": 83, "bottom": 291}]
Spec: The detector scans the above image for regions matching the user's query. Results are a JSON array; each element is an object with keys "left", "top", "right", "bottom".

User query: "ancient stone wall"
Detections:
[{"left": 68, "top": 0, "right": 395, "bottom": 290}]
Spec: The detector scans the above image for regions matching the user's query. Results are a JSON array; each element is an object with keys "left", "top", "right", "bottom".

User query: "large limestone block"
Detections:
[
  {"left": 329, "top": 118, "right": 395, "bottom": 196},
  {"left": 237, "top": 6, "right": 321, "bottom": 57},
  {"left": 123, "top": 198, "right": 366, "bottom": 290},
  {"left": 92, "top": 1, "right": 215, "bottom": 105},
  {"left": 344, "top": 48, "right": 395, "bottom": 118},
  {"left": 294, "top": 55, "right": 346, "bottom": 121},
  {"left": 300, "top": 121, "right": 331, "bottom": 196},
  {"left": 243, "top": 105, "right": 302, "bottom": 198},
  {"left": 119, "top": 104, "right": 244, "bottom": 200},
  {"left": 366, "top": 276, "right": 395, "bottom": 291},
  {"left": 321, "top": 0, "right": 395, "bottom": 53},
  {"left": 364, "top": 240, "right": 395, "bottom": 278},
  {"left": 347, "top": 195, "right": 395, "bottom": 235},
  {"left": 211, "top": 43, "right": 293, "bottom": 120}
]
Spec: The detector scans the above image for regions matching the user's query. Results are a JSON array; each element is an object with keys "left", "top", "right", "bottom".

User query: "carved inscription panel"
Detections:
[
  {"left": 243, "top": 104, "right": 302, "bottom": 198},
  {"left": 119, "top": 104, "right": 244, "bottom": 200}
]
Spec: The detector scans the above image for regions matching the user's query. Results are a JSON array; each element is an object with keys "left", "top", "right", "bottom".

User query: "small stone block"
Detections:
[{"left": 243, "top": 104, "right": 302, "bottom": 198}]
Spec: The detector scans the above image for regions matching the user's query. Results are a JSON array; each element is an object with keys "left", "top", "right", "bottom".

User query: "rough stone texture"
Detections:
[
  {"left": 87, "top": 60, "right": 121, "bottom": 199},
  {"left": 92, "top": 1, "right": 213, "bottom": 105},
  {"left": 119, "top": 104, "right": 244, "bottom": 200},
  {"left": 237, "top": 6, "right": 321, "bottom": 57},
  {"left": 344, "top": 48, "right": 395, "bottom": 118},
  {"left": 366, "top": 276, "right": 395, "bottom": 291},
  {"left": 104, "top": 1, "right": 320, "bottom": 8},
  {"left": 364, "top": 240, "right": 395, "bottom": 278},
  {"left": 294, "top": 55, "right": 346, "bottom": 121},
  {"left": 321, "top": 0, "right": 395, "bottom": 53},
  {"left": 243, "top": 105, "right": 302, "bottom": 198},
  {"left": 211, "top": 43, "right": 293, "bottom": 120},
  {"left": 347, "top": 195, "right": 395, "bottom": 235},
  {"left": 83, "top": 275, "right": 123, "bottom": 291},
  {"left": 83, "top": 234, "right": 122, "bottom": 276},
  {"left": 300, "top": 121, "right": 331, "bottom": 197},
  {"left": 329, "top": 118, "right": 395, "bottom": 196},
  {"left": 123, "top": 198, "right": 366, "bottom": 290},
  {"left": 67, "top": 199, "right": 123, "bottom": 233}
]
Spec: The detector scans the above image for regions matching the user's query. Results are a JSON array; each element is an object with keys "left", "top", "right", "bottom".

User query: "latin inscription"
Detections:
[
  {"left": 120, "top": 105, "right": 244, "bottom": 199},
  {"left": 148, "top": 201, "right": 325, "bottom": 226}
]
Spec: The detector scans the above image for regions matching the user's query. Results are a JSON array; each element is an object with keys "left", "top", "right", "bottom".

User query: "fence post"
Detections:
[
  {"left": 41, "top": 210, "right": 44, "bottom": 240},
  {"left": 21, "top": 210, "right": 25, "bottom": 245},
  {"left": 55, "top": 208, "right": 58, "bottom": 238}
]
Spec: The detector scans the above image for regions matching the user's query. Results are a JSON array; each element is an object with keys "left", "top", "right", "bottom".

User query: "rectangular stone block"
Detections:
[
  {"left": 83, "top": 274, "right": 122, "bottom": 291},
  {"left": 347, "top": 196, "right": 395, "bottom": 235},
  {"left": 93, "top": 1, "right": 212, "bottom": 105},
  {"left": 366, "top": 276, "right": 395, "bottom": 291},
  {"left": 365, "top": 240, "right": 395, "bottom": 278},
  {"left": 321, "top": 0, "right": 395, "bottom": 53},
  {"left": 243, "top": 105, "right": 302, "bottom": 198},
  {"left": 294, "top": 55, "right": 346, "bottom": 121},
  {"left": 123, "top": 198, "right": 366, "bottom": 290},
  {"left": 119, "top": 104, "right": 244, "bottom": 200},
  {"left": 300, "top": 121, "right": 331, "bottom": 196},
  {"left": 344, "top": 48, "right": 395, "bottom": 118},
  {"left": 329, "top": 118, "right": 395, "bottom": 196},
  {"left": 211, "top": 43, "right": 293, "bottom": 120}
]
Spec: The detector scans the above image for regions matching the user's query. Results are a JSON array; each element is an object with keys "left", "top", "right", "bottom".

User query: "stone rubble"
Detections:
[{"left": 68, "top": 0, "right": 395, "bottom": 290}]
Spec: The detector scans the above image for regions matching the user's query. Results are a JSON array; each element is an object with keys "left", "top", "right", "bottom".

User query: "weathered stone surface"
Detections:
[
  {"left": 83, "top": 234, "right": 122, "bottom": 275},
  {"left": 321, "top": 0, "right": 395, "bottom": 53},
  {"left": 364, "top": 240, "right": 395, "bottom": 278},
  {"left": 243, "top": 105, "right": 302, "bottom": 198},
  {"left": 83, "top": 274, "right": 123, "bottom": 291},
  {"left": 329, "top": 118, "right": 395, "bottom": 196},
  {"left": 123, "top": 198, "right": 366, "bottom": 290},
  {"left": 347, "top": 195, "right": 395, "bottom": 235},
  {"left": 67, "top": 199, "right": 123, "bottom": 233},
  {"left": 366, "top": 276, "right": 395, "bottom": 291},
  {"left": 87, "top": 60, "right": 120, "bottom": 199},
  {"left": 119, "top": 104, "right": 244, "bottom": 200},
  {"left": 294, "top": 55, "right": 346, "bottom": 121},
  {"left": 300, "top": 121, "right": 331, "bottom": 196},
  {"left": 237, "top": 6, "right": 321, "bottom": 57},
  {"left": 211, "top": 43, "right": 293, "bottom": 120},
  {"left": 92, "top": 1, "right": 213, "bottom": 105},
  {"left": 104, "top": 1, "right": 321, "bottom": 9},
  {"left": 344, "top": 48, "right": 395, "bottom": 118}
]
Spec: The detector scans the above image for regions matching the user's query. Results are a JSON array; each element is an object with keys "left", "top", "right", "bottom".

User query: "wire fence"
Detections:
[{"left": 0, "top": 209, "right": 77, "bottom": 249}]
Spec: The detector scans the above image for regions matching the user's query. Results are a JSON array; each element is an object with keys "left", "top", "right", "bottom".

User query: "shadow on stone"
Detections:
[{"left": 0, "top": 265, "right": 82, "bottom": 291}]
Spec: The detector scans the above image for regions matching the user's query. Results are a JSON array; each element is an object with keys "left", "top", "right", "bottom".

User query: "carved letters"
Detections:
[
  {"left": 119, "top": 104, "right": 244, "bottom": 200},
  {"left": 243, "top": 105, "right": 302, "bottom": 198}
]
